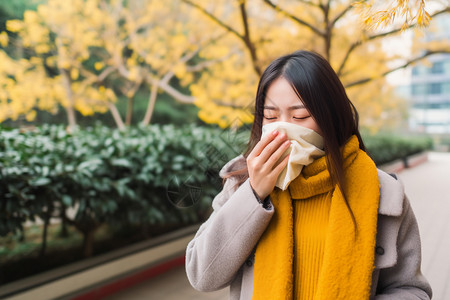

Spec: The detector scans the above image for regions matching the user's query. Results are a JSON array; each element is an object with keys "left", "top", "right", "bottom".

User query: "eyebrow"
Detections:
[{"left": 263, "top": 105, "right": 305, "bottom": 111}]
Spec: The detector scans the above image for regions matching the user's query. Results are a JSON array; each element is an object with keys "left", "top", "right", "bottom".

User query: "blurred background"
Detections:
[{"left": 0, "top": 0, "right": 449, "bottom": 299}]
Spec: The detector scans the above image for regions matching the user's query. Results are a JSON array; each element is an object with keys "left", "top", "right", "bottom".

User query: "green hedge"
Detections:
[
  {"left": 364, "top": 134, "right": 433, "bottom": 166},
  {"left": 0, "top": 124, "right": 249, "bottom": 257}
]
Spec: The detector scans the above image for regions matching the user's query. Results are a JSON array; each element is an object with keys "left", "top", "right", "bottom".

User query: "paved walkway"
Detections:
[
  {"left": 398, "top": 152, "right": 450, "bottom": 300},
  {"left": 104, "top": 152, "right": 450, "bottom": 300}
]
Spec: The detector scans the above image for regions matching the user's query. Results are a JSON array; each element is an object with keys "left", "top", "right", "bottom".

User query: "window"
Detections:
[
  {"left": 431, "top": 62, "right": 444, "bottom": 74},
  {"left": 429, "top": 83, "right": 442, "bottom": 94},
  {"left": 411, "top": 84, "right": 427, "bottom": 95}
]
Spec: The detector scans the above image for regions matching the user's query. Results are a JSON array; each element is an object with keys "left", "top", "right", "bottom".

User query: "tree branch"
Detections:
[
  {"left": 181, "top": 0, "right": 262, "bottom": 75},
  {"left": 321, "top": 0, "right": 331, "bottom": 60},
  {"left": 155, "top": 45, "right": 202, "bottom": 83},
  {"left": 337, "top": 7, "right": 450, "bottom": 76},
  {"left": 239, "top": 0, "right": 261, "bottom": 75},
  {"left": 181, "top": 0, "right": 243, "bottom": 41},
  {"left": 337, "top": 27, "right": 410, "bottom": 76},
  {"left": 186, "top": 50, "right": 237, "bottom": 72},
  {"left": 158, "top": 80, "right": 195, "bottom": 103},
  {"left": 297, "top": 0, "right": 319, "bottom": 9},
  {"left": 144, "top": 74, "right": 195, "bottom": 104},
  {"left": 344, "top": 50, "right": 450, "bottom": 88},
  {"left": 97, "top": 66, "right": 116, "bottom": 82},
  {"left": 142, "top": 81, "right": 159, "bottom": 125},
  {"left": 330, "top": 3, "right": 354, "bottom": 27},
  {"left": 107, "top": 102, "right": 126, "bottom": 130},
  {"left": 78, "top": 66, "right": 116, "bottom": 87},
  {"left": 263, "top": 0, "right": 325, "bottom": 37},
  {"left": 336, "top": 42, "right": 359, "bottom": 76},
  {"left": 59, "top": 68, "right": 77, "bottom": 130},
  {"left": 115, "top": 55, "right": 132, "bottom": 78}
]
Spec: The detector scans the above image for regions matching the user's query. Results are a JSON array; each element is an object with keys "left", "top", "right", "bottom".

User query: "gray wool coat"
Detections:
[{"left": 185, "top": 156, "right": 432, "bottom": 299}]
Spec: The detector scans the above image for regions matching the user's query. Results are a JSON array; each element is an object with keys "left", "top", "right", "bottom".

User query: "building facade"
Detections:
[{"left": 400, "top": 14, "right": 450, "bottom": 134}]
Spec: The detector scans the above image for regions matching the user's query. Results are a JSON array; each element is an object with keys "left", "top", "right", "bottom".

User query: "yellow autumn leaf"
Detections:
[
  {"left": 24, "top": 10, "right": 39, "bottom": 23},
  {"left": 0, "top": 32, "right": 9, "bottom": 47},
  {"left": 70, "top": 68, "right": 79, "bottom": 80},
  {"left": 30, "top": 56, "right": 43, "bottom": 65},
  {"left": 94, "top": 62, "right": 104, "bottom": 70},
  {"left": 6, "top": 20, "right": 23, "bottom": 32},
  {"left": 45, "top": 56, "right": 57, "bottom": 67},
  {"left": 105, "top": 88, "right": 117, "bottom": 101},
  {"left": 173, "top": 64, "right": 186, "bottom": 78},
  {"left": 127, "top": 68, "right": 139, "bottom": 81},
  {"left": 25, "top": 110, "right": 37, "bottom": 121},
  {"left": 58, "top": 60, "right": 71, "bottom": 69},
  {"left": 127, "top": 58, "right": 137, "bottom": 67},
  {"left": 36, "top": 44, "right": 50, "bottom": 54},
  {"left": 364, "top": 16, "right": 373, "bottom": 26}
]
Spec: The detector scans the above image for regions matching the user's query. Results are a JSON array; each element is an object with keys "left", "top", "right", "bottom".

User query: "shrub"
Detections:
[
  {"left": 364, "top": 134, "right": 433, "bottom": 165},
  {"left": 0, "top": 124, "right": 249, "bottom": 258}
]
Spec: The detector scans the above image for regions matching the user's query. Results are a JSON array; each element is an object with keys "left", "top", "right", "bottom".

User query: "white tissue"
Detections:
[{"left": 261, "top": 121, "right": 325, "bottom": 190}]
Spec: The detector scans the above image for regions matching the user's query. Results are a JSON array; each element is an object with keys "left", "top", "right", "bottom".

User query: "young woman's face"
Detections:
[{"left": 262, "top": 76, "right": 321, "bottom": 134}]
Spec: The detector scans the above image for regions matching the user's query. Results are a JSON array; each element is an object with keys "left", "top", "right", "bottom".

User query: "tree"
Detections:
[
  {"left": 1, "top": 0, "right": 449, "bottom": 131},
  {"left": 182, "top": 0, "right": 450, "bottom": 131},
  {"left": 1, "top": 0, "right": 226, "bottom": 130},
  {"left": 2, "top": 1, "right": 116, "bottom": 130}
]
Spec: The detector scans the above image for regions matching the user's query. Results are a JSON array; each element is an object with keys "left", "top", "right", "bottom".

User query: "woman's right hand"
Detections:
[{"left": 246, "top": 130, "right": 291, "bottom": 200}]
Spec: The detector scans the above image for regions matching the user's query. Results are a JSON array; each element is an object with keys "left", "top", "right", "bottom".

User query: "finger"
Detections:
[
  {"left": 265, "top": 139, "right": 291, "bottom": 169},
  {"left": 258, "top": 133, "right": 288, "bottom": 162},
  {"left": 248, "top": 130, "right": 279, "bottom": 160},
  {"left": 271, "top": 153, "right": 290, "bottom": 176}
]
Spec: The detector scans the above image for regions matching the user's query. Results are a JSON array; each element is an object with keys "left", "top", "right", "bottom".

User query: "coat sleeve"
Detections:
[
  {"left": 375, "top": 196, "right": 432, "bottom": 299},
  {"left": 185, "top": 176, "right": 274, "bottom": 292}
]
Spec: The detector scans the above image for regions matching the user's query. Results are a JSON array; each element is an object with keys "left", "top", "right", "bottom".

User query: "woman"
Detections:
[{"left": 185, "top": 50, "right": 432, "bottom": 299}]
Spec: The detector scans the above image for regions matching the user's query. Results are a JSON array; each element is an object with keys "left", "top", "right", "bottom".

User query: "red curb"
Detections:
[
  {"left": 406, "top": 152, "right": 428, "bottom": 169},
  {"left": 71, "top": 255, "right": 186, "bottom": 300},
  {"left": 379, "top": 159, "right": 405, "bottom": 174}
]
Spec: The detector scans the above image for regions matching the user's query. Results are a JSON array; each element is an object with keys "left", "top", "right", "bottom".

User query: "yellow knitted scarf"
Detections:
[{"left": 253, "top": 136, "right": 380, "bottom": 300}]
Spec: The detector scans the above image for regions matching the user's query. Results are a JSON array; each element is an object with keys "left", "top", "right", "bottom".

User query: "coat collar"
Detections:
[
  {"left": 377, "top": 169, "right": 404, "bottom": 217},
  {"left": 219, "top": 155, "right": 246, "bottom": 178}
]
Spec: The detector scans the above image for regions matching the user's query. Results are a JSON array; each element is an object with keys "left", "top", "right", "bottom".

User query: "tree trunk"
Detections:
[
  {"left": 82, "top": 229, "right": 96, "bottom": 258},
  {"left": 141, "top": 223, "right": 151, "bottom": 238},
  {"left": 142, "top": 81, "right": 159, "bottom": 125},
  {"left": 19, "top": 229, "right": 25, "bottom": 242},
  {"left": 108, "top": 102, "right": 126, "bottom": 130},
  {"left": 322, "top": 2, "right": 331, "bottom": 61},
  {"left": 72, "top": 216, "right": 99, "bottom": 258},
  {"left": 59, "top": 209, "right": 69, "bottom": 238},
  {"left": 40, "top": 214, "right": 50, "bottom": 258},
  {"left": 60, "top": 69, "right": 77, "bottom": 132},
  {"left": 125, "top": 96, "right": 134, "bottom": 126},
  {"left": 124, "top": 81, "right": 141, "bottom": 126},
  {"left": 324, "top": 32, "right": 331, "bottom": 61},
  {"left": 65, "top": 104, "right": 77, "bottom": 133}
]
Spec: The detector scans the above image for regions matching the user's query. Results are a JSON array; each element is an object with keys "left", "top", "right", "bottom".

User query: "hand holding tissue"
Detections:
[{"left": 261, "top": 122, "right": 325, "bottom": 190}]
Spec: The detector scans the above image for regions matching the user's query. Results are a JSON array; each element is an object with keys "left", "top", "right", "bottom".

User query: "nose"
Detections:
[{"left": 279, "top": 113, "right": 290, "bottom": 123}]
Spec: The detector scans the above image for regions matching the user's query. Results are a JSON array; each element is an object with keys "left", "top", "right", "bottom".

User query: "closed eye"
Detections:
[
  {"left": 293, "top": 116, "right": 310, "bottom": 120},
  {"left": 264, "top": 116, "right": 277, "bottom": 120}
]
